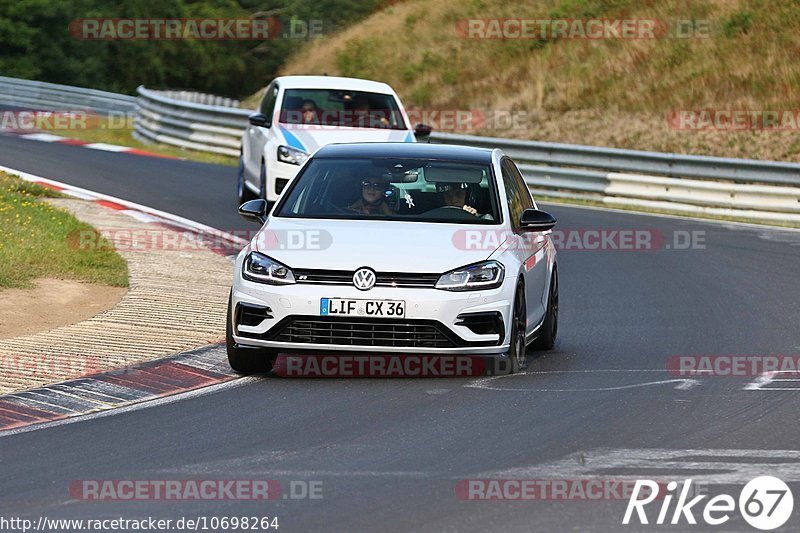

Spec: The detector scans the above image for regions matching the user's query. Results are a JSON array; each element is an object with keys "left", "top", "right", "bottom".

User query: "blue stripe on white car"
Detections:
[{"left": 279, "top": 127, "right": 307, "bottom": 152}]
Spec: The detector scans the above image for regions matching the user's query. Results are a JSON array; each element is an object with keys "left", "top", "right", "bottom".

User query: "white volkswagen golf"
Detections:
[
  {"left": 238, "top": 75, "right": 430, "bottom": 205},
  {"left": 227, "top": 143, "right": 559, "bottom": 374}
]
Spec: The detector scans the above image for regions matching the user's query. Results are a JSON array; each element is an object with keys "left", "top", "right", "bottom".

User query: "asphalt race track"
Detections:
[
  {"left": 1, "top": 134, "right": 800, "bottom": 531},
  {"left": 0, "top": 133, "right": 244, "bottom": 231}
]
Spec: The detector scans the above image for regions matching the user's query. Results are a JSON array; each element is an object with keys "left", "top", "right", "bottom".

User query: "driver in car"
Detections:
[
  {"left": 437, "top": 182, "right": 479, "bottom": 216},
  {"left": 348, "top": 178, "right": 394, "bottom": 215}
]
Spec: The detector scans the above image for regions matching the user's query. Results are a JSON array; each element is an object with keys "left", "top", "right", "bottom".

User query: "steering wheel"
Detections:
[
  {"left": 319, "top": 199, "right": 350, "bottom": 214},
  {"left": 421, "top": 205, "right": 480, "bottom": 220}
]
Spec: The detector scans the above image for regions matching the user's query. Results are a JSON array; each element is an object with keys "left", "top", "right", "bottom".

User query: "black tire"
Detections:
[
  {"left": 506, "top": 282, "right": 528, "bottom": 373},
  {"left": 226, "top": 293, "right": 275, "bottom": 374},
  {"left": 237, "top": 155, "right": 256, "bottom": 204},
  {"left": 532, "top": 266, "right": 558, "bottom": 351}
]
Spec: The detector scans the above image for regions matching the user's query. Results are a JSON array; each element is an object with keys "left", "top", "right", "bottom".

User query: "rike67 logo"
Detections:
[{"left": 623, "top": 476, "right": 794, "bottom": 530}]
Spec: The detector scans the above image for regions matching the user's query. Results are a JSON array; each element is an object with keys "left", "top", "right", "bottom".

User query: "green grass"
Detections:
[
  {"left": 0, "top": 173, "right": 129, "bottom": 289},
  {"left": 46, "top": 117, "right": 237, "bottom": 167},
  {"left": 274, "top": 0, "right": 800, "bottom": 112}
]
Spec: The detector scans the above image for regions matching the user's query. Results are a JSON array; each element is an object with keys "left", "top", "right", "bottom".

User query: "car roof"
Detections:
[
  {"left": 313, "top": 142, "right": 495, "bottom": 163},
  {"left": 273, "top": 75, "right": 395, "bottom": 94}
]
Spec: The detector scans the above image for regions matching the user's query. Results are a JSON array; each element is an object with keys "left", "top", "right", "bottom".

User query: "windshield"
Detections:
[
  {"left": 275, "top": 157, "right": 501, "bottom": 224},
  {"left": 278, "top": 89, "right": 407, "bottom": 130}
]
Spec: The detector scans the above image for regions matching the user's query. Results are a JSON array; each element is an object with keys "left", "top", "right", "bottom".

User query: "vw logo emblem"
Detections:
[{"left": 353, "top": 267, "right": 376, "bottom": 291}]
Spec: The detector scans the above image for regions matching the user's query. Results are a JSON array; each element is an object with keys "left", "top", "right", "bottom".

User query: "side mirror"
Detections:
[
  {"left": 519, "top": 209, "right": 557, "bottom": 231},
  {"left": 239, "top": 199, "right": 268, "bottom": 224},
  {"left": 414, "top": 123, "right": 432, "bottom": 139},
  {"left": 248, "top": 113, "right": 270, "bottom": 127}
]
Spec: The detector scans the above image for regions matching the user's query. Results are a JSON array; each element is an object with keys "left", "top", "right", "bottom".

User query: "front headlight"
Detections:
[
  {"left": 435, "top": 260, "right": 505, "bottom": 291},
  {"left": 243, "top": 252, "right": 296, "bottom": 285},
  {"left": 277, "top": 145, "right": 309, "bottom": 166}
]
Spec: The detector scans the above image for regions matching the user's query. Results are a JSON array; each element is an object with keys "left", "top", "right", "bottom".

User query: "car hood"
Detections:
[
  {"left": 278, "top": 125, "right": 413, "bottom": 154},
  {"left": 252, "top": 217, "right": 503, "bottom": 273}
]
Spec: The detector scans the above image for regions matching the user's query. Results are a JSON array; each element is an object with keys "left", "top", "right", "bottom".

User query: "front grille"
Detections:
[
  {"left": 294, "top": 269, "right": 439, "bottom": 288},
  {"left": 263, "top": 316, "right": 458, "bottom": 348},
  {"left": 379, "top": 272, "right": 440, "bottom": 288}
]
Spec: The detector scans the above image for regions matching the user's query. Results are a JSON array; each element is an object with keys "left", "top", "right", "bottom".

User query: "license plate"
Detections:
[{"left": 320, "top": 298, "right": 406, "bottom": 318}]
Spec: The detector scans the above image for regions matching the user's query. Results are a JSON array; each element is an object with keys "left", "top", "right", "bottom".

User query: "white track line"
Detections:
[
  {"left": 85, "top": 142, "right": 131, "bottom": 152},
  {"left": 467, "top": 377, "right": 699, "bottom": 392},
  {"left": 18, "top": 133, "right": 68, "bottom": 142}
]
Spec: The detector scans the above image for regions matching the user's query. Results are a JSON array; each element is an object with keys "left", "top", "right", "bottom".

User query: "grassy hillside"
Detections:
[{"left": 255, "top": 0, "right": 800, "bottom": 161}]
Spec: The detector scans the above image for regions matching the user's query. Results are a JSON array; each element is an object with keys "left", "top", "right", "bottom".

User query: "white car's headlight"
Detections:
[
  {"left": 277, "top": 145, "right": 309, "bottom": 166},
  {"left": 435, "top": 260, "right": 505, "bottom": 291},
  {"left": 243, "top": 252, "right": 296, "bottom": 285}
]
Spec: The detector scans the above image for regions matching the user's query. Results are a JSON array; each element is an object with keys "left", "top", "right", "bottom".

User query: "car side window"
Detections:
[
  {"left": 501, "top": 160, "right": 525, "bottom": 230},
  {"left": 505, "top": 159, "right": 534, "bottom": 210},
  {"left": 259, "top": 83, "right": 279, "bottom": 124}
]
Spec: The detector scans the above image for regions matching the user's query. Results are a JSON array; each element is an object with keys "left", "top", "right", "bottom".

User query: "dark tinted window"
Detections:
[
  {"left": 259, "top": 83, "right": 279, "bottom": 121},
  {"left": 505, "top": 159, "right": 534, "bottom": 210},
  {"left": 279, "top": 89, "right": 406, "bottom": 130},
  {"left": 501, "top": 160, "right": 526, "bottom": 229},
  {"left": 276, "top": 158, "right": 500, "bottom": 224}
]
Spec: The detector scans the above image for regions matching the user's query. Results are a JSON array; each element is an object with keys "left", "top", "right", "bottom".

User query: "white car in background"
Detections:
[
  {"left": 238, "top": 75, "right": 431, "bottom": 204},
  {"left": 228, "top": 142, "right": 559, "bottom": 375}
]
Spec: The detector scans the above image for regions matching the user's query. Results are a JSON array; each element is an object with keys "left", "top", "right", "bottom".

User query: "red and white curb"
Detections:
[
  {"left": 0, "top": 166, "right": 252, "bottom": 434},
  {"left": 0, "top": 164, "right": 248, "bottom": 255},
  {"left": 1, "top": 130, "right": 180, "bottom": 159},
  {"left": 0, "top": 345, "right": 243, "bottom": 434}
]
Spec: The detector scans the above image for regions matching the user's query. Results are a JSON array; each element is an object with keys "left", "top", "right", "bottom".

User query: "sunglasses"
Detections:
[{"left": 361, "top": 181, "right": 387, "bottom": 189}]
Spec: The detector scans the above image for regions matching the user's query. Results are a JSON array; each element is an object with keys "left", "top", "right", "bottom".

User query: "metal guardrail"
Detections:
[
  {"left": 134, "top": 86, "right": 250, "bottom": 157},
  {"left": 3, "top": 78, "right": 799, "bottom": 222},
  {"left": 431, "top": 132, "right": 800, "bottom": 187},
  {"left": 432, "top": 133, "right": 800, "bottom": 222},
  {"left": 429, "top": 132, "right": 800, "bottom": 221},
  {"left": 154, "top": 90, "right": 242, "bottom": 108},
  {"left": 0, "top": 76, "right": 136, "bottom": 114}
]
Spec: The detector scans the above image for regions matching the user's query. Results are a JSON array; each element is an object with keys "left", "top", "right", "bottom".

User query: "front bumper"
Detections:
[{"left": 231, "top": 265, "right": 515, "bottom": 356}]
